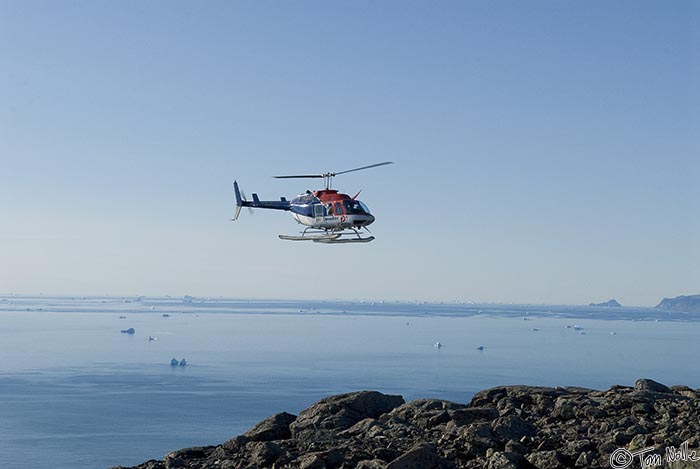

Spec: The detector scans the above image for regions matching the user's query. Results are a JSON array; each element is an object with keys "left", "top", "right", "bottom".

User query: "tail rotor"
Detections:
[{"left": 240, "top": 189, "right": 254, "bottom": 216}]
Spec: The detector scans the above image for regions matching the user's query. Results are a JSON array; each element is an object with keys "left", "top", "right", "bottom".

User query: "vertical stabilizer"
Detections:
[{"left": 232, "top": 181, "right": 243, "bottom": 221}]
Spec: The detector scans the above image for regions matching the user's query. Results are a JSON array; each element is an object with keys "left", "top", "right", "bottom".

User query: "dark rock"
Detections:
[
  {"left": 552, "top": 397, "right": 576, "bottom": 420},
  {"left": 574, "top": 450, "right": 596, "bottom": 467},
  {"left": 298, "top": 453, "right": 326, "bottom": 469},
  {"left": 221, "top": 435, "right": 248, "bottom": 453},
  {"left": 635, "top": 378, "right": 673, "bottom": 394},
  {"left": 670, "top": 385, "right": 697, "bottom": 398},
  {"left": 290, "top": 391, "right": 404, "bottom": 445},
  {"left": 372, "top": 447, "right": 402, "bottom": 462},
  {"left": 314, "top": 448, "right": 345, "bottom": 468},
  {"left": 450, "top": 407, "right": 500, "bottom": 427},
  {"left": 357, "top": 460, "right": 387, "bottom": 469},
  {"left": 470, "top": 385, "right": 566, "bottom": 408},
  {"left": 504, "top": 439, "right": 529, "bottom": 454},
  {"left": 247, "top": 441, "right": 285, "bottom": 466},
  {"left": 632, "top": 401, "right": 655, "bottom": 415},
  {"left": 526, "top": 450, "right": 569, "bottom": 468},
  {"left": 563, "top": 438, "right": 594, "bottom": 456},
  {"left": 492, "top": 415, "right": 536, "bottom": 442},
  {"left": 163, "top": 447, "right": 210, "bottom": 468},
  {"left": 115, "top": 379, "right": 700, "bottom": 469},
  {"left": 487, "top": 451, "right": 537, "bottom": 469},
  {"left": 243, "top": 411, "right": 296, "bottom": 442},
  {"left": 386, "top": 399, "right": 465, "bottom": 430},
  {"left": 386, "top": 443, "right": 454, "bottom": 469}
]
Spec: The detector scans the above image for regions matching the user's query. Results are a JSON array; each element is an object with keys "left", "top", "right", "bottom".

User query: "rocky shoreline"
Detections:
[{"left": 111, "top": 379, "right": 700, "bottom": 469}]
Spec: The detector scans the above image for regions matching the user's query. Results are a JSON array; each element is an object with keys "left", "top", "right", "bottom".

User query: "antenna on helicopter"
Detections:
[{"left": 273, "top": 161, "right": 394, "bottom": 189}]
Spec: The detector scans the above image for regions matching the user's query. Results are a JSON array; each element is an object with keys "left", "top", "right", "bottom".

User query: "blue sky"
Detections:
[{"left": 1, "top": 1, "right": 698, "bottom": 305}]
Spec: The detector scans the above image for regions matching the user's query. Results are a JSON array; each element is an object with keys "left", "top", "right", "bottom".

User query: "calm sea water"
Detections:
[{"left": 1, "top": 296, "right": 699, "bottom": 469}]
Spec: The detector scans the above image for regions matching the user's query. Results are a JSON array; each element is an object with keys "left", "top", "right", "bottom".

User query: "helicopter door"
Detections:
[{"left": 313, "top": 204, "right": 325, "bottom": 219}]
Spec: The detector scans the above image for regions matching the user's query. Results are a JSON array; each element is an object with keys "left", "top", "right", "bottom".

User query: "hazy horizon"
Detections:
[{"left": 0, "top": 291, "right": 691, "bottom": 309}]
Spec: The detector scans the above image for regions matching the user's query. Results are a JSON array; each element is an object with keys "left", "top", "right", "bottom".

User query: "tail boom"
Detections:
[{"left": 232, "top": 180, "right": 290, "bottom": 221}]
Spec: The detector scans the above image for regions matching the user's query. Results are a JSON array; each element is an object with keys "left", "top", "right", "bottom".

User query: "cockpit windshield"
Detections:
[{"left": 343, "top": 200, "right": 371, "bottom": 215}]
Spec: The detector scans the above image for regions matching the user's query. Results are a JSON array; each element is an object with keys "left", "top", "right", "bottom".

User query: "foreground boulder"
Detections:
[
  {"left": 110, "top": 379, "right": 700, "bottom": 469},
  {"left": 290, "top": 391, "right": 405, "bottom": 446}
]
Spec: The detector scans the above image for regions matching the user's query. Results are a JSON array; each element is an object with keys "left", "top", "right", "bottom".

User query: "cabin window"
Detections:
[
  {"left": 343, "top": 200, "right": 367, "bottom": 215},
  {"left": 314, "top": 204, "right": 325, "bottom": 217},
  {"left": 334, "top": 202, "right": 342, "bottom": 215},
  {"left": 358, "top": 201, "right": 371, "bottom": 214}
]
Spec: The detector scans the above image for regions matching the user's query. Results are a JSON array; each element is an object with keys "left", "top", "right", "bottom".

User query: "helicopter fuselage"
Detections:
[{"left": 290, "top": 189, "right": 375, "bottom": 230}]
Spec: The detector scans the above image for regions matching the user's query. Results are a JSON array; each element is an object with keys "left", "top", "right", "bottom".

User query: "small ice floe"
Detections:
[
  {"left": 148, "top": 336, "right": 157, "bottom": 341},
  {"left": 119, "top": 315, "right": 127, "bottom": 319},
  {"left": 565, "top": 325, "right": 572, "bottom": 329},
  {"left": 573, "top": 325, "right": 583, "bottom": 331},
  {"left": 434, "top": 342, "right": 442, "bottom": 349},
  {"left": 150, "top": 306, "right": 156, "bottom": 310},
  {"left": 179, "top": 358, "right": 187, "bottom": 366},
  {"left": 523, "top": 316, "right": 529, "bottom": 321},
  {"left": 162, "top": 313, "right": 170, "bottom": 318},
  {"left": 530, "top": 328, "right": 539, "bottom": 332},
  {"left": 476, "top": 345, "right": 485, "bottom": 351},
  {"left": 170, "top": 358, "right": 179, "bottom": 366},
  {"left": 579, "top": 331, "right": 586, "bottom": 335},
  {"left": 610, "top": 331, "right": 617, "bottom": 335},
  {"left": 120, "top": 327, "right": 135, "bottom": 335}
]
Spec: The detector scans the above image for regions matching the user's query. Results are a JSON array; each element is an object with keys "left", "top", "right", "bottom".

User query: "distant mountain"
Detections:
[
  {"left": 589, "top": 299, "right": 622, "bottom": 307},
  {"left": 655, "top": 294, "right": 700, "bottom": 313}
]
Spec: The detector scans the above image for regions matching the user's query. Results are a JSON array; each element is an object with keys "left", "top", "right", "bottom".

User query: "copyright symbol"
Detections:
[{"left": 610, "top": 448, "right": 633, "bottom": 469}]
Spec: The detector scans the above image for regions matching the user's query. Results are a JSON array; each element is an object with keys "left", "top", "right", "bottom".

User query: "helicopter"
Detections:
[{"left": 232, "top": 162, "right": 393, "bottom": 244}]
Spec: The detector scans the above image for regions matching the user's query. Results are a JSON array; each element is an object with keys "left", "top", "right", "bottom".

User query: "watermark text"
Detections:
[{"left": 610, "top": 440, "right": 700, "bottom": 468}]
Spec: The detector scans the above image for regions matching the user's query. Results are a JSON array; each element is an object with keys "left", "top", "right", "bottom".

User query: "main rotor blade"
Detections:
[
  {"left": 273, "top": 161, "right": 394, "bottom": 179},
  {"left": 334, "top": 161, "right": 394, "bottom": 176}
]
